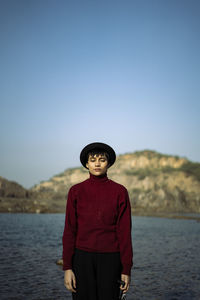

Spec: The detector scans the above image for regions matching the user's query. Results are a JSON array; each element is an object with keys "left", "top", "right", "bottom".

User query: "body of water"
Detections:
[{"left": 0, "top": 213, "right": 200, "bottom": 299}]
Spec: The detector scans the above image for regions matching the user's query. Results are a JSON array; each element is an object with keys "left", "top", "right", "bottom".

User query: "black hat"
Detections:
[{"left": 80, "top": 142, "right": 116, "bottom": 169}]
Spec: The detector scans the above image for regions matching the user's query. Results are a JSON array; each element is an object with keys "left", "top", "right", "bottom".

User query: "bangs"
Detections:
[{"left": 87, "top": 150, "right": 110, "bottom": 162}]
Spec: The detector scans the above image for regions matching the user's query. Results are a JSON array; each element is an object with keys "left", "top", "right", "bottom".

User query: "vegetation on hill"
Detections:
[
  {"left": 0, "top": 150, "right": 200, "bottom": 214},
  {"left": 125, "top": 163, "right": 200, "bottom": 182},
  {"left": 179, "top": 162, "right": 200, "bottom": 181}
]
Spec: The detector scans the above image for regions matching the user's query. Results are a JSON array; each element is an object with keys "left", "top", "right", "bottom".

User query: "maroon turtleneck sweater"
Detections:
[{"left": 62, "top": 173, "right": 133, "bottom": 275}]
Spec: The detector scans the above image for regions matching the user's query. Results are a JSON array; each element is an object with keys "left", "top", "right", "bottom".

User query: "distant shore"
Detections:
[
  {"left": 0, "top": 206, "right": 200, "bottom": 221},
  {"left": 132, "top": 210, "right": 200, "bottom": 221}
]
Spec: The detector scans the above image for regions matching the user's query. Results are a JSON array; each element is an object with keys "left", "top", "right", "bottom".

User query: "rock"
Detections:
[
  {"left": 1, "top": 150, "right": 200, "bottom": 213},
  {"left": 56, "top": 259, "right": 63, "bottom": 266},
  {"left": 0, "top": 176, "right": 29, "bottom": 198}
]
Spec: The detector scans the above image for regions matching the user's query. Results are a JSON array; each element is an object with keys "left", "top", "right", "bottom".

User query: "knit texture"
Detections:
[{"left": 62, "top": 173, "right": 133, "bottom": 275}]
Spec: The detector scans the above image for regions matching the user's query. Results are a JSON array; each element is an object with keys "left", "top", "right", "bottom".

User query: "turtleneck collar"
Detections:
[{"left": 89, "top": 172, "right": 109, "bottom": 183}]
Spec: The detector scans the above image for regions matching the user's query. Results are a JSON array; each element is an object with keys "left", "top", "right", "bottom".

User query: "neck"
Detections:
[{"left": 89, "top": 172, "right": 108, "bottom": 182}]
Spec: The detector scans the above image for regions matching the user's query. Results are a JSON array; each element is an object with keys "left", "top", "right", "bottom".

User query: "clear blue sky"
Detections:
[{"left": 1, "top": 0, "right": 200, "bottom": 188}]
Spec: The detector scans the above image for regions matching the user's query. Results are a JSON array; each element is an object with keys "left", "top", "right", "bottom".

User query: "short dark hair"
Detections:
[{"left": 87, "top": 149, "right": 110, "bottom": 164}]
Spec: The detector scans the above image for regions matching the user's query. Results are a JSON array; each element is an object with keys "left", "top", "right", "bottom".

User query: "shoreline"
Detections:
[
  {"left": 0, "top": 210, "right": 200, "bottom": 221},
  {"left": 131, "top": 211, "right": 200, "bottom": 221}
]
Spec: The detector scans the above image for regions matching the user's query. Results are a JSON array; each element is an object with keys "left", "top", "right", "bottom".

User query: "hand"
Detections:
[
  {"left": 64, "top": 269, "right": 76, "bottom": 293},
  {"left": 120, "top": 274, "right": 130, "bottom": 293}
]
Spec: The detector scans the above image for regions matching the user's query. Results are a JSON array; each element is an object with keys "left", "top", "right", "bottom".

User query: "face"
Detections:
[{"left": 86, "top": 154, "right": 109, "bottom": 176}]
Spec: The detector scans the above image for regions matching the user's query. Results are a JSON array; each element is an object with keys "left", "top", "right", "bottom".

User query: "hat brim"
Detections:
[{"left": 80, "top": 142, "right": 116, "bottom": 169}]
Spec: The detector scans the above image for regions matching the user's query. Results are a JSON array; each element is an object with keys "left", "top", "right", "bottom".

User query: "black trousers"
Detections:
[{"left": 72, "top": 248, "right": 122, "bottom": 300}]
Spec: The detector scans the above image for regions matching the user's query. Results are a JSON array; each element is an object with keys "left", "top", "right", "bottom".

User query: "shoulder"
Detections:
[
  {"left": 108, "top": 179, "right": 128, "bottom": 194},
  {"left": 108, "top": 180, "right": 130, "bottom": 206},
  {"left": 67, "top": 180, "right": 88, "bottom": 201},
  {"left": 68, "top": 179, "right": 89, "bottom": 193}
]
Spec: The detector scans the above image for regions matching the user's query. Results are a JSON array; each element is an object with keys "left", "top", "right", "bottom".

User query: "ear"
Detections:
[{"left": 86, "top": 162, "right": 89, "bottom": 168}]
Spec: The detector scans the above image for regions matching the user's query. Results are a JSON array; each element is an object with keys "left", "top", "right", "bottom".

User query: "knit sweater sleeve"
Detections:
[
  {"left": 116, "top": 187, "right": 133, "bottom": 276},
  {"left": 62, "top": 186, "right": 77, "bottom": 270}
]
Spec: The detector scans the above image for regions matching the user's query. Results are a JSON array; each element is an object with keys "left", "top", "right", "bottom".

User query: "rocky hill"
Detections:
[
  {"left": 0, "top": 176, "right": 31, "bottom": 212},
  {"left": 1, "top": 150, "right": 200, "bottom": 214}
]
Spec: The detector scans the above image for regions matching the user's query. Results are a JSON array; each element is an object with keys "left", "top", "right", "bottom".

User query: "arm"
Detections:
[
  {"left": 116, "top": 188, "right": 133, "bottom": 291},
  {"left": 62, "top": 187, "right": 77, "bottom": 291}
]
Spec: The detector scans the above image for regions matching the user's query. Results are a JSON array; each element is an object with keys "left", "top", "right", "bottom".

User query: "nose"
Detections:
[{"left": 95, "top": 160, "right": 100, "bottom": 166}]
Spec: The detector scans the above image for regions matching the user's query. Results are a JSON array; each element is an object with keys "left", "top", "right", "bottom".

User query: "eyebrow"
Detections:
[{"left": 89, "top": 155, "right": 106, "bottom": 159}]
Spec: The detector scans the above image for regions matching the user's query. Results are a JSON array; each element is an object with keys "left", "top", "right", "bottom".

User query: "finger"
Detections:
[
  {"left": 123, "top": 283, "right": 130, "bottom": 293},
  {"left": 65, "top": 281, "right": 71, "bottom": 290},
  {"left": 72, "top": 275, "right": 76, "bottom": 289},
  {"left": 66, "top": 281, "right": 72, "bottom": 291},
  {"left": 64, "top": 280, "right": 69, "bottom": 289},
  {"left": 120, "top": 282, "right": 127, "bottom": 290},
  {"left": 66, "top": 282, "right": 76, "bottom": 293},
  {"left": 64, "top": 282, "right": 70, "bottom": 290},
  {"left": 121, "top": 280, "right": 129, "bottom": 291},
  {"left": 71, "top": 287, "right": 76, "bottom": 293},
  {"left": 69, "top": 277, "right": 76, "bottom": 293},
  {"left": 120, "top": 282, "right": 125, "bottom": 290}
]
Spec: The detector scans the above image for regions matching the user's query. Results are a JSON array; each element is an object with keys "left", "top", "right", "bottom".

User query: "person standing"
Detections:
[{"left": 62, "top": 142, "right": 133, "bottom": 300}]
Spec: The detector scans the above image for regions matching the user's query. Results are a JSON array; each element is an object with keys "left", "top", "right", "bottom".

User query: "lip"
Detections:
[{"left": 94, "top": 168, "right": 101, "bottom": 171}]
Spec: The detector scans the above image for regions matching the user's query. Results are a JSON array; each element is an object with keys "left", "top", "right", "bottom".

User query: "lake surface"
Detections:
[{"left": 0, "top": 213, "right": 200, "bottom": 300}]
